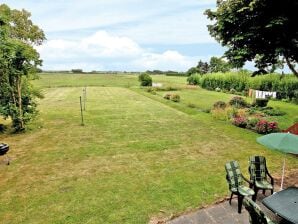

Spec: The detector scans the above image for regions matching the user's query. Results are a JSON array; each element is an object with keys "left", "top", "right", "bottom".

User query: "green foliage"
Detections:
[
  {"left": 205, "top": 0, "right": 298, "bottom": 76},
  {"left": 261, "top": 108, "right": 286, "bottom": 116},
  {"left": 187, "top": 60, "right": 209, "bottom": 76},
  {"left": 199, "top": 73, "right": 298, "bottom": 100},
  {"left": 254, "top": 99, "right": 269, "bottom": 107},
  {"left": 209, "top": 56, "right": 232, "bottom": 73},
  {"left": 138, "top": 73, "right": 152, "bottom": 86},
  {"left": 71, "top": 69, "right": 83, "bottom": 73},
  {"left": 247, "top": 117, "right": 260, "bottom": 130},
  {"left": 0, "top": 4, "right": 45, "bottom": 131},
  {"left": 229, "top": 96, "right": 248, "bottom": 108},
  {"left": 187, "top": 74, "right": 200, "bottom": 85}
]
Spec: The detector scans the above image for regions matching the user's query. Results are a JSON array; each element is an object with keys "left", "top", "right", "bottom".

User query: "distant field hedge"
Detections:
[{"left": 196, "top": 73, "right": 298, "bottom": 99}]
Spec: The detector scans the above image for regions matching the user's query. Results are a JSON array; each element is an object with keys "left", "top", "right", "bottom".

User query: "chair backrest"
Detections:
[
  {"left": 249, "top": 156, "right": 267, "bottom": 182},
  {"left": 243, "top": 197, "right": 271, "bottom": 224},
  {"left": 225, "top": 161, "right": 243, "bottom": 190}
]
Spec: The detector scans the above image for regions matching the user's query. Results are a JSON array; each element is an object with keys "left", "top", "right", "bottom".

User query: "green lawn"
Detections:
[{"left": 1, "top": 74, "right": 297, "bottom": 223}]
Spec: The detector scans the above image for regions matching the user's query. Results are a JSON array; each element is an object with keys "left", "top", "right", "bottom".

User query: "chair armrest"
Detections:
[
  {"left": 266, "top": 168, "right": 274, "bottom": 185},
  {"left": 242, "top": 174, "right": 253, "bottom": 186}
]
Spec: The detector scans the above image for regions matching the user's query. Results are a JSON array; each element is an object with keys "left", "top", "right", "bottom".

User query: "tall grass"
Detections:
[{"left": 199, "top": 72, "right": 298, "bottom": 99}]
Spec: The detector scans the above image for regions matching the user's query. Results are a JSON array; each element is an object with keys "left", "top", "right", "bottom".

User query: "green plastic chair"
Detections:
[
  {"left": 225, "top": 161, "right": 255, "bottom": 213},
  {"left": 248, "top": 156, "right": 274, "bottom": 201},
  {"left": 243, "top": 196, "right": 277, "bottom": 224}
]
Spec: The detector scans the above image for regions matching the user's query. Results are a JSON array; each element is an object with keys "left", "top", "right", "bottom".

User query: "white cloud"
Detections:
[
  {"left": 37, "top": 31, "right": 143, "bottom": 60},
  {"left": 37, "top": 31, "right": 200, "bottom": 71},
  {"left": 133, "top": 51, "right": 197, "bottom": 71}
]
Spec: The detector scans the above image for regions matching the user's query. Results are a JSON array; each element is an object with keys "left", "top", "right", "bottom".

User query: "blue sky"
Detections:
[{"left": 2, "top": 0, "right": 228, "bottom": 71}]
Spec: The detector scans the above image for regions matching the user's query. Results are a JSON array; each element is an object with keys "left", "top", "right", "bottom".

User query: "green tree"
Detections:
[
  {"left": 197, "top": 60, "right": 209, "bottom": 74},
  {"left": 209, "top": 56, "right": 231, "bottom": 73},
  {"left": 138, "top": 73, "right": 152, "bottom": 86},
  {"left": 205, "top": 0, "right": 298, "bottom": 77},
  {"left": 0, "top": 4, "right": 45, "bottom": 131}
]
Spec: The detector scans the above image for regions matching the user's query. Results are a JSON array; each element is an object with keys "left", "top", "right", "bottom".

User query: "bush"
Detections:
[
  {"left": 262, "top": 108, "right": 286, "bottom": 116},
  {"left": 163, "top": 93, "right": 180, "bottom": 102},
  {"left": 232, "top": 116, "right": 248, "bottom": 128},
  {"left": 163, "top": 93, "right": 172, "bottom": 100},
  {"left": 256, "top": 120, "right": 279, "bottom": 134},
  {"left": 254, "top": 98, "right": 269, "bottom": 107},
  {"left": 138, "top": 73, "right": 152, "bottom": 86},
  {"left": 199, "top": 73, "right": 298, "bottom": 100},
  {"left": 187, "top": 74, "right": 200, "bottom": 85},
  {"left": 213, "top": 101, "right": 227, "bottom": 109},
  {"left": 229, "top": 88, "right": 236, "bottom": 94},
  {"left": 146, "top": 87, "right": 157, "bottom": 95},
  {"left": 247, "top": 117, "right": 260, "bottom": 130},
  {"left": 171, "top": 94, "right": 180, "bottom": 102},
  {"left": 229, "top": 96, "right": 248, "bottom": 108}
]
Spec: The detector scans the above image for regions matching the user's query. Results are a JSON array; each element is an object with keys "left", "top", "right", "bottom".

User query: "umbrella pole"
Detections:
[{"left": 280, "top": 157, "right": 286, "bottom": 190}]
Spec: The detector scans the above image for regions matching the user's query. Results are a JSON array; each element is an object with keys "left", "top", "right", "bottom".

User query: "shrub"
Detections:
[
  {"left": 247, "top": 117, "right": 260, "bottom": 130},
  {"left": 229, "top": 96, "right": 248, "bottom": 108},
  {"left": 254, "top": 98, "right": 269, "bottom": 107},
  {"left": 138, "top": 73, "right": 152, "bottom": 86},
  {"left": 163, "top": 93, "right": 172, "bottom": 100},
  {"left": 232, "top": 116, "right": 248, "bottom": 128},
  {"left": 256, "top": 120, "right": 279, "bottom": 134},
  {"left": 229, "top": 88, "right": 236, "bottom": 94},
  {"left": 171, "top": 94, "right": 180, "bottom": 102},
  {"left": 187, "top": 74, "right": 200, "bottom": 85},
  {"left": 262, "top": 108, "right": 286, "bottom": 116},
  {"left": 163, "top": 93, "right": 180, "bottom": 102},
  {"left": 199, "top": 73, "right": 298, "bottom": 100},
  {"left": 213, "top": 101, "right": 227, "bottom": 109}
]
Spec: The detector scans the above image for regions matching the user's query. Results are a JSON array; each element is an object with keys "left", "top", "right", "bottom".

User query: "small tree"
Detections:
[
  {"left": 209, "top": 56, "right": 232, "bottom": 73},
  {"left": 0, "top": 4, "right": 45, "bottom": 131},
  {"left": 138, "top": 73, "right": 152, "bottom": 86}
]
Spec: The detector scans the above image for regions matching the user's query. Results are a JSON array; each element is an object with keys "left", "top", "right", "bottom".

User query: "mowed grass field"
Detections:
[{"left": 0, "top": 73, "right": 297, "bottom": 223}]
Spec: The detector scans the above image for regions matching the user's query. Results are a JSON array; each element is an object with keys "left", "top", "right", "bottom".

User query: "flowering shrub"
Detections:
[
  {"left": 232, "top": 116, "right": 248, "bottom": 128},
  {"left": 256, "top": 120, "right": 278, "bottom": 134},
  {"left": 247, "top": 117, "right": 260, "bottom": 130}
]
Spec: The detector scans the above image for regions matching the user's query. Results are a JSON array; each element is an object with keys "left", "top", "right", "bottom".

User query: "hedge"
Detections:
[{"left": 199, "top": 72, "right": 298, "bottom": 99}]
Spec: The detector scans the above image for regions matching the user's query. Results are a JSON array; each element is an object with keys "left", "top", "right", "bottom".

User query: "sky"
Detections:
[{"left": 2, "top": 0, "right": 228, "bottom": 72}]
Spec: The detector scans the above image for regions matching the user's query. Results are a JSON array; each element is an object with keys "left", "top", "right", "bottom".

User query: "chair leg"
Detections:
[
  {"left": 229, "top": 192, "right": 233, "bottom": 205},
  {"left": 252, "top": 187, "right": 258, "bottom": 202},
  {"left": 263, "top": 189, "right": 266, "bottom": 195},
  {"left": 238, "top": 195, "right": 244, "bottom": 214}
]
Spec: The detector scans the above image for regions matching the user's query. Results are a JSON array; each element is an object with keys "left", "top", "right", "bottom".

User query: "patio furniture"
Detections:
[
  {"left": 225, "top": 160, "right": 255, "bottom": 213},
  {"left": 243, "top": 196, "right": 277, "bottom": 224},
  {"left": 248, "top": 156, "right": 274, "bottom": 200},
  {"left": 262, "top": 187, "right": 298, "bottom": 224}
]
